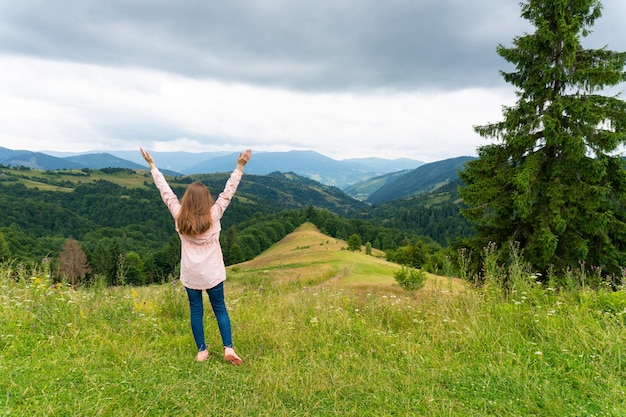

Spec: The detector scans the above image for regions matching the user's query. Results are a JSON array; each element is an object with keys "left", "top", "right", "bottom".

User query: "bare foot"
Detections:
[
  {"left": 196, "top": 349, "right": 209, "bottom": 362},
  {"left": 224, "top": 347, "right": 243, "bottom": 365}
]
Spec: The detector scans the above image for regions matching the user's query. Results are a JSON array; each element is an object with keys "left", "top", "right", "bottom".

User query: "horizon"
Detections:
[{"left": 3, "top": 145, "right": 473, "bottom": 163}]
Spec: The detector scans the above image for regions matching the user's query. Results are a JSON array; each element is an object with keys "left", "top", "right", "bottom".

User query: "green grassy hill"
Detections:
[
  {"left": 0, "top": 166, "right": 152, "bottom": 190},
  {"left": 229, "top": 222, "right": 465, "bottom": 293},
  {"left": 2, "top": 223, "right": 625, "bottom": 415}
]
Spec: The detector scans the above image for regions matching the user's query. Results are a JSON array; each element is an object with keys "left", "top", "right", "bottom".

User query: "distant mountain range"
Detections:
[
  {"left": 363, "top": 156, "right": 476, "bottom": 204},
  {"left": 1, "top": 146, "right": 479, "bottom": 246},
  {"left": 0, "top": 146, "right": 478, "bottom": 203},
  {"left": 1, "top": 148, "right": 144, "bottom": 170},
  {"left": 0, "top": 147, "right": 425, "bottom": 189}
]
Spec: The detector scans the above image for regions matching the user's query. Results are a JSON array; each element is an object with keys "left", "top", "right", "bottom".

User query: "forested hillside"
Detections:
[
  {"left": 366, "top": 156, "right": 475, "bottom": 204},
  {"left": 363, "top": 180, "right": 474, "bottom": 246},
  {"left": 0, "top": 165, "right": 459, "bottom": 286},
  {"left": 343, "top": 170, "right": 411, "bottom": 201}
]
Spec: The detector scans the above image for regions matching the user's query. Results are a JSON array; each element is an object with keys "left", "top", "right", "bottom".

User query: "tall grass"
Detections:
[{"left": 1, "top": 260, "right": 625, "bottom": 416}]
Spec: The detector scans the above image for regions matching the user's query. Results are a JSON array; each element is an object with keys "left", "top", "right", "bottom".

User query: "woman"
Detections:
[{"left": 140, "top": 147, "right": 251, "bottom": 364}]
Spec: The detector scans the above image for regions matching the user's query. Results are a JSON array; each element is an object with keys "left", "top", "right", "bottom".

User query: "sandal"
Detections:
[
  {"left": 196, "top": 349, "right": 209, "bottom": 362},
  {"left": 224, "top": 347, "right": 243, "bottom": 365}
]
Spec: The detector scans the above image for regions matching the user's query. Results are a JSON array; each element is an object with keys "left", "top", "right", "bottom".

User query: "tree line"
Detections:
[{"left": 0, "top": 170, "right": 449, "bottom": 287}]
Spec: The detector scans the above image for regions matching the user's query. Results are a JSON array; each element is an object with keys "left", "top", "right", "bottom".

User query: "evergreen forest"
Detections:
[{"left": 0, "top": 165, "right": 460, "bottom": 287}]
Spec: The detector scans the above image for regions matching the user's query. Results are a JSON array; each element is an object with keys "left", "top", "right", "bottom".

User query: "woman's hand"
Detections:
[
  {"left": 140, "top": 148, "right": 156, "bottom": 169},
  {"left": 237, "top": 149, "right": 252, "bottom": 170}
]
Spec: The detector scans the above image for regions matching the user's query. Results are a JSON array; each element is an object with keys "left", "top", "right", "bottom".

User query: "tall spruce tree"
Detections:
[{"left": 459, "top": 0, "right": 626, "bottom": 279}]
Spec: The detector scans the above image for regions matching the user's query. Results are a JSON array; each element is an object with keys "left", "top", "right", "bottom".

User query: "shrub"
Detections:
[{"left": 393, "top": 265, "right": 427, "bottom": 291}]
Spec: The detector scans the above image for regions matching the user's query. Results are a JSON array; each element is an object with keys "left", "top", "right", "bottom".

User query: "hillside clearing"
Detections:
[
  {"left": 0, "top": 167, "right": 154, "bottom": 189},
  {"left": 228, "top": 222, "right": 467, "bottom": 295}
]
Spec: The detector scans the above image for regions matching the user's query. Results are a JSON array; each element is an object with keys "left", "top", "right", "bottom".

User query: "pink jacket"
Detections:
[{"left": 151, "top": 167, "right": 243, "bottom": 290}]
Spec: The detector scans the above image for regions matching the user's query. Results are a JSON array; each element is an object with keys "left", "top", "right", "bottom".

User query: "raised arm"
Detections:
[
  {"left": 140, "top": 147, "right": 156, "bottom": 170},
  {"left": 236, "top": 149, "right": 252, "bottom": 172},
  {"left": 139, "top": 147, "right": 181, "bottom": 217},
  {"left": 212, "top": 149, "right": 252, "bottom": 218}
]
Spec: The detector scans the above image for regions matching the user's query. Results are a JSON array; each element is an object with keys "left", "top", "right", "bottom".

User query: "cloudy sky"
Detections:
[{"left": 1, "top": 0, "right": 625, "bottom": 162}]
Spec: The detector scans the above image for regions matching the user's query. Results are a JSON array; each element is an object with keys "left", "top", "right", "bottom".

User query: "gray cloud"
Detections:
[
  {"left": 0, "top": 0, "right": 551, "bottom": 91},
  {"left": 1, "top": 0, "right": 624, "bottom": 161}
]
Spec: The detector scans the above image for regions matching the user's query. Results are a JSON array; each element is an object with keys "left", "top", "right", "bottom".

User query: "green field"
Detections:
[
  {"left": 1, "top": 224, "right": 625, "bottom": 416},
  {"left": 0, "top": 167, "right": 154, "bottom": 190}
]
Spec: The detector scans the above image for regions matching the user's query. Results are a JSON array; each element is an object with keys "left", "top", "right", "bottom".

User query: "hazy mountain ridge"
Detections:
[
  {"left": 184, "top": 150, "right": 380, "bottom": 187},
  {"left": 0, "top": 146, "right": 475, "bottom": 204},
  {"left": 344, "top": 157, "right": 424, "bottom": 173},
  {"left": 343, "top": 170, "right": 412, "bottom": 201},
  {"left": 1, "top": 147, "right": 140, "bottom": 172},
  {"left": 365, "top": 156, "right": 476, "bottom": 204},
  {"left": 1, "top": 148, "right": 85, "bottom": 170},
  {"left": 107, "top": 150, "right": 232, "bottom": 172},
  {"left": 64, "top": 153, "right": 147, "bottom": 170},
  {"left": 0, "top": 147, "right": 425, "bottom": 190}
]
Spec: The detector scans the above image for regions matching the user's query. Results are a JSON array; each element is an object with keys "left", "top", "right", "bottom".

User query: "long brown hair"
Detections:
[{"left": 176, "top": 181, "right": 214, "bottom": 235}]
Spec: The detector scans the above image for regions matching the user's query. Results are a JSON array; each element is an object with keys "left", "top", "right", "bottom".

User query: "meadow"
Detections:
[
  {"left": 0, "top": 166, "right": 152, "bottom": 191},
  {"left": 1, "top": 224, "right": 625, "bottom": 416}
]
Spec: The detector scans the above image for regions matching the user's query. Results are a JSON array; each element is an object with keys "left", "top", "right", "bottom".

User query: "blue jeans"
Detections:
[{"left": 184, "top": 282, "right": 233, "bottom": 351}]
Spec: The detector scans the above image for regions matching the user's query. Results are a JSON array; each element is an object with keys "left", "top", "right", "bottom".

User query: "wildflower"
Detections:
[{"left": 534, "top": 351, "right": 543, "bottom": 355}]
